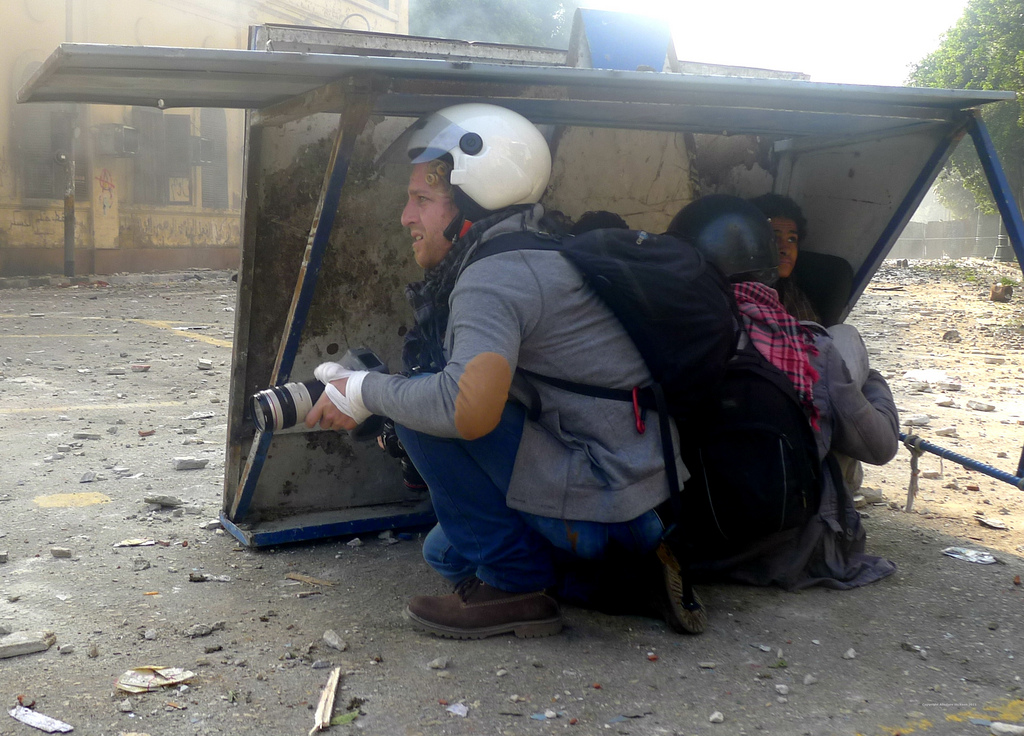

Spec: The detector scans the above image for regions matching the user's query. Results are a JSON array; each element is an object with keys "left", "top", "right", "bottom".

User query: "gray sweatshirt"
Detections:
[{"left": 360, "top": 210, "right": 683, "bottom": 523}]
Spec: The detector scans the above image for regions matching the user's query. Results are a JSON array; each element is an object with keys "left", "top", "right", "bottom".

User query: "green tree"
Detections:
[
  {"left": 908, "top": 0, "right": 1024, "bottom": 218},
  {"left": 409, "top": 0, "right": 581, "bottom": 48}
]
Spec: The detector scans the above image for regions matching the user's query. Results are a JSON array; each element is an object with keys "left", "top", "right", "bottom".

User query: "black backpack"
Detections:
[{"left": 678, "top": 339, "right": 821, "bottom": 555}]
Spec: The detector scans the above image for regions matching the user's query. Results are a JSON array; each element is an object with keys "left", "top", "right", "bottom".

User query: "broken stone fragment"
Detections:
[
  {"left": 0, "top": 551, "right": 8, "bottom": 563},
  {"left": 144, "top": 494, "right": 184, "bottom": 507},
  {"left": 989, "top": 283, "right": 1013, "bottom": 302},
  {"left": 0, "top": 630, "right": 56, "bottom": 659},
  {"left": 107, "top": 368, "right": 127, "bottom": 375},
  {"left": 904, "top": 414, "right": 931, "bottom": 426},
  {"left": 73, "top": 432, "right": 101, "bottom": 440},
  {"left": 967, "top": 400, "right": 995, "bottom": 412},
  {"left": 173, "top": 457, "right": 209, "bottom": 471},
  {"left": 51, "top": 547, "right": 72, "bottom": 559},
  {"left": 80, "top": 471, "right": 97, "bottom": 483},
  {"left": 984, "top": 355, "right": 1006, "bottom": 365},
  {"left": 323, "top": 629, "right": 348, "bottom": 652},
  {"left": 941, "top": 329, "right": 961, "bottom": 342},
  {"left": 934, "top": 426, "right": 958, "bottom": 437},
  {"left": 130, "top": 364, "right": 151, "bottom": 372},
  {"left": 197, "top": 359, "right": 214, "bottom": 370}
]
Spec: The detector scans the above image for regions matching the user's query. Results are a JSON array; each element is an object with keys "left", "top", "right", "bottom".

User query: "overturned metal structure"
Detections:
[{"left": 20, "top": 13, "right": 1024, "bottom": 546}]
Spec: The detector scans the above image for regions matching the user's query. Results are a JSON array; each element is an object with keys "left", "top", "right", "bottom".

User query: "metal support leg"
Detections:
[{"left": 965, "top": 112, "right": 1024, "bottom": 480}]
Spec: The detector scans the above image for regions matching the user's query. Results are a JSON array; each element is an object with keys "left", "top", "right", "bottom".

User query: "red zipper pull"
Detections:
[{"left": 632, "top": 386, "right": 646, "bottom": 434}]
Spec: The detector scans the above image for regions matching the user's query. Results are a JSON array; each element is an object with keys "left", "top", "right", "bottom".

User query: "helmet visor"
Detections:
[{"left": 406, "top": 112, "right": 470, "bottom": 164}]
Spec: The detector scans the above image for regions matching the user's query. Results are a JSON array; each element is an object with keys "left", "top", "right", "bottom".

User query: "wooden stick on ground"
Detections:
[{"left": 309, "top": 666, "right": 342, "bottom": 735}]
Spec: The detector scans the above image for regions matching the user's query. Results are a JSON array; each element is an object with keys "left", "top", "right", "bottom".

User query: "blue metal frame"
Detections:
[
  {"left": 220, "top": 507, "right": 437, "bottom": 548},
  {"left": 967, "top": 112, "right": 1024, "bottom": 265},
  {"left": 849, "top": 119, "right": 969, "bottom": 309},
  {"left": 228, "top": 115, "right": 356, "bottom": 523},
  {"left": 901, "top": 433, "right": 1024, "bottom": 490},
  {"left": 966, "top": 112, "right": 1024, "bottom": 478}
]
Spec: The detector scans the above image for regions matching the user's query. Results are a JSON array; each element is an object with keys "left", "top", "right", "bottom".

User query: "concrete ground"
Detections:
[{"left": 1, "top": 266, "right": 1023, "bottom": 736}]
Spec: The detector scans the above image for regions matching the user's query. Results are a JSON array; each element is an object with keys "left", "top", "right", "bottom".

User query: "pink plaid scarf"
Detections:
[{"left": 732, "top": 281, "right": 820, "bottom": 429}]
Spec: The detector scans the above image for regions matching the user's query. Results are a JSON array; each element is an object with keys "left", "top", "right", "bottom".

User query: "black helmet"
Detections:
[{"left": 667, "top": 194, "right": 778, "bottom": 285}]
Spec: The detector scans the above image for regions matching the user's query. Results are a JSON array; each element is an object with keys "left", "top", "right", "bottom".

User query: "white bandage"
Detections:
[{"left": 314, "top": 362, "right": 372, "bottom": 425}]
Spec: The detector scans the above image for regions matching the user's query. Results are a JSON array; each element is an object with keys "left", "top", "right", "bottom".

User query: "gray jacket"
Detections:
[{"left": 360, "top": 207, "right": 684, "bottom": 523}]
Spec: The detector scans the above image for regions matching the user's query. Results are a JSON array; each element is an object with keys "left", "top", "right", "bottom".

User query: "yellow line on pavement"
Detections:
[
  {"left": 859, "top": 698, "right": 1024, "bottom": 735},
  {"left": 0, "top": 401, "right": 187, "bottom": 415},
  {"left": 129, "top": 319, "right": 233, "bottom": 348},
  {"left": 1, "top": 314, "right": 232, "bottom": 348}
]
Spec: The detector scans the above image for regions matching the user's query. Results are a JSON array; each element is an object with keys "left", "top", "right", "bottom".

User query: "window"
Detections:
[
  {"left": 132, "top": 108, "right": 194, "bottom": 205},
  {"left": 200, "top": 108, "right": 229, "bottom": 210},
  {"left": 13, "top": 64, "right": 85, "bottom": 200}
]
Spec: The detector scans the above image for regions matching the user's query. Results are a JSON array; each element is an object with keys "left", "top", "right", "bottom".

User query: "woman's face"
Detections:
[{"left": 770, "top": 217, "right": 800, "bottom": 279}]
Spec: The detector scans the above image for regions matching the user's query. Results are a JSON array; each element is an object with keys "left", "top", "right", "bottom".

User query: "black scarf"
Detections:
[{"left": 401, "top": 205, "right": 534, "bottom": 373}]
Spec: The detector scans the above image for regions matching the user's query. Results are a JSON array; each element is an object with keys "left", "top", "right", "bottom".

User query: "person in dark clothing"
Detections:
[{"left": 667, "top": 194, "right": 899, "bottom": 590}]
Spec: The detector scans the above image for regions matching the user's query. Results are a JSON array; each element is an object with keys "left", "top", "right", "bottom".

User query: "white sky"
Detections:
[{"left": 584, "top": 0, "right": 970, "bottom": 86}]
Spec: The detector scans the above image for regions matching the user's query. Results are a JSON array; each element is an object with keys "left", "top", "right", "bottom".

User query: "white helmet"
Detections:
[{"left": 406, "top": 103, "right": 551, "bottom": 212}]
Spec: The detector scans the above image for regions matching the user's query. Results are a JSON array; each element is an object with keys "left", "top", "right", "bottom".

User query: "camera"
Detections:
[
  {"left": 249, "top": 347, "right": 387, "bottom": 432},
  {"left": 250, "top": 379, "right": 324, "bottom": 432},
  {"left": 379, "top": 418, "right": 428, "bottom": 491}
]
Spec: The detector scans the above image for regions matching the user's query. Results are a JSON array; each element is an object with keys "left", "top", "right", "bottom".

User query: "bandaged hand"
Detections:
[{"left": 303, "top": 362, "right": 372, "bottom": 430}]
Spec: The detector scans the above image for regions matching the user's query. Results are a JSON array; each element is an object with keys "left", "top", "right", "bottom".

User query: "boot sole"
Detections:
[{"left": 404, "top": 607, "right": 563, "bottom": 640}]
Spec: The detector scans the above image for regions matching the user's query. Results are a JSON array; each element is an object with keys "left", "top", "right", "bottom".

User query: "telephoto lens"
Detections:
[{"left": 249, "top": 380, "right": 325, "bottom": 432}]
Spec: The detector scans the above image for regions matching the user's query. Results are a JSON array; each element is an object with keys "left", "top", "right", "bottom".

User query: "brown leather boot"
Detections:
[{"left": 405, "top": 577, "right": 562, "bottom": 640}]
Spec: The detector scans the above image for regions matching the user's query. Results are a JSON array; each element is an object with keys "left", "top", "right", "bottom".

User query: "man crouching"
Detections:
[{"left": 305, "top": 103, "right": 688, "bottom": 639}]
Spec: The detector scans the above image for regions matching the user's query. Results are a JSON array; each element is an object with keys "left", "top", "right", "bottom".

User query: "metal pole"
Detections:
[
  {"left": 900, "top": 433, "right": 1024, "bottom": 490},
  {"left": 63, "top": 0, "right": 75, "bottom": 278}
]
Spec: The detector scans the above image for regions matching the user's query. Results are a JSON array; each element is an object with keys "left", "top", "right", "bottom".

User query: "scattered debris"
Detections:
[
  {"left": 7, "top": 705, "right": 73, "bottom": 733},
  {"left": 0, "top": 630, "right": 56, "bottom": 659},
  {"left": 309, "top": 667, "right": 342, "bottom": 735},
  {"left": 115, "top": 666, "right": 196, "bottom": 693},
  {"left": 942, "top": 547, "right": 998, "bottom": 564},
  {"left": 184, "top": 622, "right": 225, "bottom": 638},
  {"left": 446, "top": 703, "right": 469, "bottom": 717},
  {"left": 199, "top": 519, "right": 222, "bottom": 530},
  {"left": 989, "top": 284, "right": 1013, "bottom": 302},
  {"left": 323, "top": 630, "right": 347, "bottom": 652},
  {"left": 188, "top": 573, "right": 231, "bottom": 583},
  {"left": 285, "top": 573, "right": 334, "bottom": 587},
  {"left": 145, "top": 495, "right": 183, "bottom": 508},
  {"left": 172, "top": 457, "right": 209, "bottom": 471}
]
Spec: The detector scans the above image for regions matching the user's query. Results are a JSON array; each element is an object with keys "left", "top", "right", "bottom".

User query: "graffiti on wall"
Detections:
[{"left": 95, "top": 169, "right": 116, "bottom": 215}]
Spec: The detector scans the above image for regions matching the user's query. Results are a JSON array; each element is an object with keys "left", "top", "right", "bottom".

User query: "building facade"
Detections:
[{"left": 1, "top": 0, "right": 407, "bottom": 276}]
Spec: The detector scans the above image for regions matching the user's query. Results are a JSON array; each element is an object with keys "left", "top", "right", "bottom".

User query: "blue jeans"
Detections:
[{"left": 396, "top": 401, "right": 664, "bottom": 594}]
